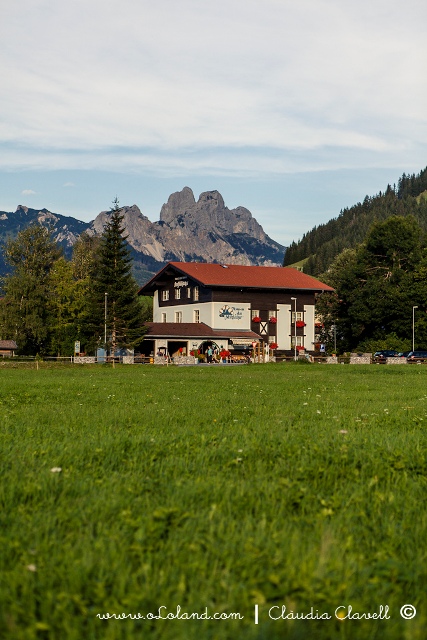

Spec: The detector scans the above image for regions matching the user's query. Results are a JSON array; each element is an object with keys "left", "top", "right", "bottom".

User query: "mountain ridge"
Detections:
[{"left": 0, "top": 188, "right": 285, "bottom": 284}]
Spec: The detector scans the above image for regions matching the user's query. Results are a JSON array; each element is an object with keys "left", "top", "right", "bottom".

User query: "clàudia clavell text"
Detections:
[{"left": 268, "top": 605, "right": 390, "bottom": 621}]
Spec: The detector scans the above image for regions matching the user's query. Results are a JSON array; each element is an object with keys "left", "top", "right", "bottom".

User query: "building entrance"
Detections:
[{"left": 198, "top": 341, "right": 221, "bottom": 362}]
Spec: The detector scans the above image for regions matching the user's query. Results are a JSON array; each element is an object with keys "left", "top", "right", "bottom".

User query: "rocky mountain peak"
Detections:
[
  {"left": 88, "top": 187, "right": 284, "bottom": 273},
  {"left": 197, "top": 190, "right": 225, "bottom": 210},
  {"left": 37, "top": 210, "right": 59, "bottom": 225},
  {"left": 0, "top": 187, "right": 286, "bottom": 284},
  {"left": 159, "top": 187, "right": 196, "bottom": 225}
]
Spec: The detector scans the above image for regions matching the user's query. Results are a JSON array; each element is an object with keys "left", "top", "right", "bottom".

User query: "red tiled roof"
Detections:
[
  {"left": 140, "top": 262, "right": 334, "bottom": 293},
  {"left": 144, "top": 322, "right": 261, "bottom": 339}
]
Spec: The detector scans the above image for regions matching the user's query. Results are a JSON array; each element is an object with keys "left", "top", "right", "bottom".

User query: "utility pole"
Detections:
[{"left": 104, "top": 292, "right": 108, "bottom": 351}]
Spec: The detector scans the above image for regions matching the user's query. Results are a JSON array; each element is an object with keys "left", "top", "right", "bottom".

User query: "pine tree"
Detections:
[
  {"left": 319, "top": 217, "right": 425, "bottom": 351},
  {"left": 93, "top": 199, "right": 143, "bottom": 353}
]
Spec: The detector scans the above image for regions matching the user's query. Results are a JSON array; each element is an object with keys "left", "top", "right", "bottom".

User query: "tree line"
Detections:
[
  {"left": 0, "top": 200, "right": 151, "bottom": 356},
  {"left": 316, "top": 215, "right": 427, "bottom": 354},
  {"left": 284, "top": 167, "right": 427, "bottom": 276}
]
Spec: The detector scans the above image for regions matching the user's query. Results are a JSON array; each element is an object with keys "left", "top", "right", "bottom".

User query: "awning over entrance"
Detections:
[{"left": 143, "top": 322, "right": 261, "bottom": 343}]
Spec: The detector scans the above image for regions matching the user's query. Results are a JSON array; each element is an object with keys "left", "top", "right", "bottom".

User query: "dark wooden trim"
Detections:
[{"left": 155, "top": 273, "right": 317, "bottom": 309}]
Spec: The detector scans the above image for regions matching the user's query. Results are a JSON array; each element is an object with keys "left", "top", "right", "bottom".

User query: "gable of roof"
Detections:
[
  {"left": 139, "top": 262, "right": 334, "bottom": 293},
  {"left": 0, "top": 340, "right": 18, "bottom": 350}
]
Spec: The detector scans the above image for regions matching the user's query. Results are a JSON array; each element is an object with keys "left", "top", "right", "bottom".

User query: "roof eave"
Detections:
[{"left": 138, "top": 262, "right": 206, "bottom": 295}]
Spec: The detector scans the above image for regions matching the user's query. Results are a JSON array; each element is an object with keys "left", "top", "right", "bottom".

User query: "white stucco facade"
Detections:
[
  {"left": 153, "top": 296, "right": 316, "bottom": 352},
  {"left": 153, "top": 298, "right": 251, "bottom": 328},
  {"left": 304, "top": 304, "right": 315, "bottom": 348},
  {"left": 277, "top": 304, "right": 292, "bottom": 351}
]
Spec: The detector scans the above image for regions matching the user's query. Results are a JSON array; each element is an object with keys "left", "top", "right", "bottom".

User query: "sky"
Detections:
[{"left": 1, "top": 0, "right": 426, "bottom": 246}]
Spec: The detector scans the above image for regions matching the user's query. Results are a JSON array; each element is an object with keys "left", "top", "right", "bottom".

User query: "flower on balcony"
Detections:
[
  {"left": 269, "top": 316, "right": 277, "bottom": 324},
  {"left": 269, "top": 342, "right": 279, "bottom": 350},
  {"left": 252, "top": 316, "right": 261, "bottom": 323},
  {"left": 296, "top": 320, "right": 306, "bottom": 328},
  {"left": 296, "top": 345, "right": 305, "bottom": 351}
]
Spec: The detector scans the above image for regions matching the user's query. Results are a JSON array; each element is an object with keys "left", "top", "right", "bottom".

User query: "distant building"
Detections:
[
  {"left": 138, "top": 262, "right": 333, "bottom": 358},
  {"left": 0, "top": 340, "right": 18, "bottom": 357}
]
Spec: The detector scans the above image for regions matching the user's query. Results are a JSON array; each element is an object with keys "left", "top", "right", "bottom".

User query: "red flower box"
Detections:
[
  {"left": 269, "top": 343, "right": 279, "bottom": 350},
  {"left": 296, "top": 345, "right": 305, "bottom": 351},
  {"left": 296, "top": 320, "right": 306, "bottom": 328},
  {"left": 252, "top": 316, "right": 261, "bottom": 323},
  {"left": 269, "top": 317, "right": 277, "bottom": 324}
]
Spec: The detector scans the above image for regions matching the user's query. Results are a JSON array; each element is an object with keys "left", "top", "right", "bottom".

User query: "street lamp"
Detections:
[
  {"left": 291, "top": 297, "right": 297, "bottom": 361},
  {"left": 104, "top": 292, "right": 108, "bottom": 350},
  {"left": 413, "top": 305, "right": 418, "bottom": 352}
]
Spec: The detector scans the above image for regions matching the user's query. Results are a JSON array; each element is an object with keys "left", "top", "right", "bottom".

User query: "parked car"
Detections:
[
  {"left": 398, "top": 351, "right": 410, "bottom": 358},
  {"left": 406, "top": 351, "right": 427, "bottom": 363},
  {"left": 373, "top": 350, "right": 399, "bottom": 363}
]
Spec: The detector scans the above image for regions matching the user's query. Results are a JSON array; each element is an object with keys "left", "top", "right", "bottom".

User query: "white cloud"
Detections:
[
  {"left": 0, "top": 0, "right": 426, "bottom": 176},
  {"left": 63, "top": 182, "right": 75, "bottom": 187},
  {"left": 21, "top": 189, "right": 37, "bottom": 195}
]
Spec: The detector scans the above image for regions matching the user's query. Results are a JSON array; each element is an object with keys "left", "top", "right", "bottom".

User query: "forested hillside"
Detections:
[
  {"left": 284, "top": 167, "right": 427, "bottom": 276},
  {"left": 315, "top": 214, "right": 427, "bottom": 353}
]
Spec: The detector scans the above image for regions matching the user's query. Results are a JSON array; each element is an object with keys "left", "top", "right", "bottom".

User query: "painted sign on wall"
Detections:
[
  {"left": 213, "top": 302, "right": 250, "bottom": 328},
  {"left": 218, "top": 305, "right": 244, "bottom": 320}
]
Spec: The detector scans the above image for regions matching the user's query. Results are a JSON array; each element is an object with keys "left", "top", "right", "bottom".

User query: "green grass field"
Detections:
[{"left": 1, "top": 363, "right": 426, "bottom": 640}]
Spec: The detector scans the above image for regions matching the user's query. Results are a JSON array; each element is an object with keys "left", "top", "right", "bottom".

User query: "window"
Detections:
[
  {"left": 161, "top": 313, "right": 167, "bottom": 323},
  {"left": 193, "top": 286, "right": 199, "bottom": 301},
  {"left": 291, "top": 336, "right": 303, "bottom": 347},
  {"left": 162, "top": 289, "right": 169, "bottom": 301},
  {"left": 187, "top": 287, "right": 191, "bottom": 298},
  {"left": 251, "top": 309, "right": 260, "bottom": 319},
  {"left": 175, "top": 311, "right": 182, "bottom": 323},
  {"left": 193, "top": 310, "right": 200, "bottom": 323},
  {"left": 175, "top": 288, "right": 181, "bottom": 299},
  {"left": 291, "top": 311, "right": 303, "bottom": 323},
  {"left": 268, "top": 310, "right": 277, "bottom": 319}
]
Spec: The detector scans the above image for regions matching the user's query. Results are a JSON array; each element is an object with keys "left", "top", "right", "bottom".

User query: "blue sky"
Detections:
[{"left": 1, "top": 0, "right": 426, "bottom": 246}]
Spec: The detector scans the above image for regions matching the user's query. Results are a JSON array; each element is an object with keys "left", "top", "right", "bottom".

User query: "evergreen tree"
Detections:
[
  {"left": 319, "top": 216, "right": 426, "bottom": 351},
  {"left": 92, "top": 199, "right": 144, "bottom": 353}
]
